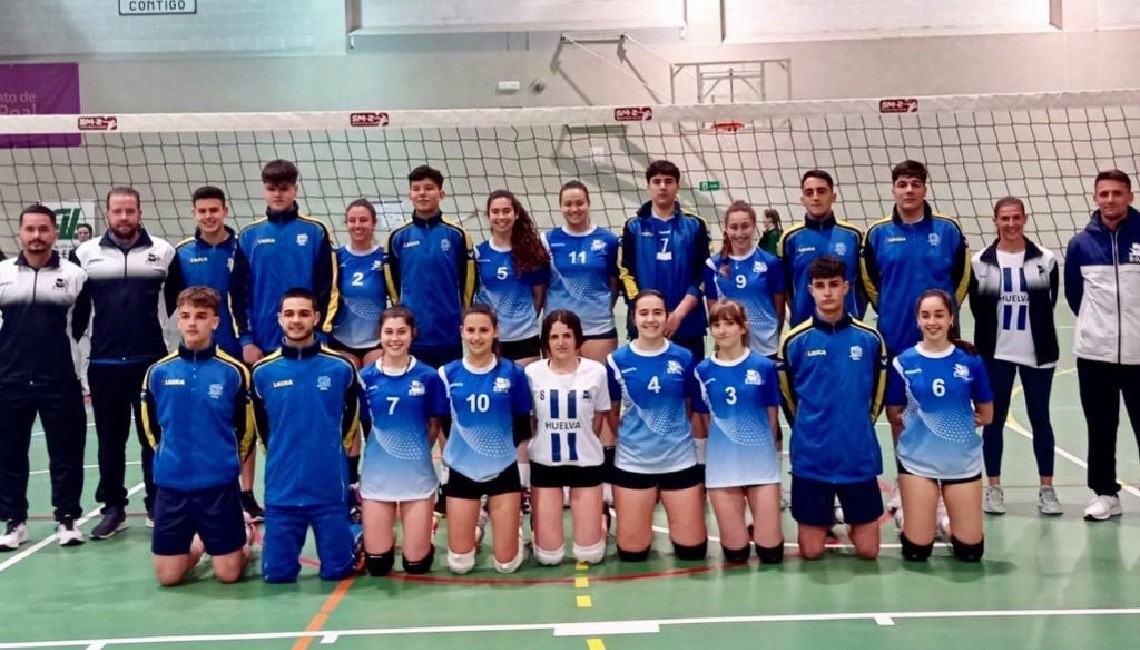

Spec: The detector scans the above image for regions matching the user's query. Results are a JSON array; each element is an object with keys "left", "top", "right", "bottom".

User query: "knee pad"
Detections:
[
  {"left": 672, "top": 539, "right": 708, "bottom": 561},
  {"left": 721, "top": 543, "right": 751, "bottom": 564},
  {"left": 402, "top": 545, "right": 435, "bottom": 575},
  {"left": 756, "top": 543, "right": 785, "bottom": 565},
  {"left": 899, "top": 532, "right": 934, "bottom": 563},
  {"left": 533, "top": 543, "right": 566, "bottom": 566},
  {"left": 950, "top": 535, "right": 984, "bottom": 563},
  {"left": 617, "top": 545, "right": 651, "bottom": 562},
  {"left": 447, "top": 548, "right": 476, "bottom": 574},
  {"left": 572, "top": 539, "right": 606, "bottom": 565},
  {"left": 493, "top": 543, "right": 526, "bottom": 574},
  {"left": 365, "top": 549, "right": 396, "bottom": 577}
]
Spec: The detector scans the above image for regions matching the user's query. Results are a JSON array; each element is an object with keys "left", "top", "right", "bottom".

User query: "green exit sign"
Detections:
[{"left": 698, "top": 180, "right": 721, "bottom": 191}]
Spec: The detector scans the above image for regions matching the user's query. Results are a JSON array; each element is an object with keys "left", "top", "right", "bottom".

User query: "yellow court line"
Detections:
[
  {"left": 587, "top": 639, "right": 607, "bottom": 650},
  {"left": 577, "top": 595, "right": 593, "bottom": 608},
  {"left": 575, "top": 576, "right": 589, "bottom": 588}
]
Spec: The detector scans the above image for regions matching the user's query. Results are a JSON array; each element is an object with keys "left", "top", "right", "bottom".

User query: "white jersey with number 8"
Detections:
[{"left": 525, "top": 358, "right": 612, "bottom": 467}]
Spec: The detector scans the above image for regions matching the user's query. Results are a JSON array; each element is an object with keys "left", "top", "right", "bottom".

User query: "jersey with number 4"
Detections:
[
  {"left": 693, "top": 351, "right": 782, "bottom": 488},
  {"left": 439, "top": 357, "right": 533, "bottom": 482},
  {"left": 526, "top": 358, "right": 613, "bottom": 467},
  {"left": 359, "top": 358, "right": 446, "bottom": 502},
  {"left": 886, "top": 345, "right": 993, "bottom": 480},
  {"left": 543, "top": 226, "right": 620, "bottom": 336},
  {"left": 606, "top": 342, "right": 698, "bottom": 474},
  {"left": 332, "top": 245, "right": 387, "bottom": 349}
]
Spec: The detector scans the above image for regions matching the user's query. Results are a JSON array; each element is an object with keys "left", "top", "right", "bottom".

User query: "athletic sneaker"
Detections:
[
  {"left": 982, "top": 485, "right": 1006, "bottom": 515},
  {"left": 57, "top": 517, "right": 85, "bottom": 547},
  {"left": 833, "top": 499, "right": 845, "bottom": 525},
  {"left": 887, "top": 483, "right": 902, "bottom": 512},
  {"left": 520, "top": 488, "right": 532, "bottom": 515},
  {"left": 1037, "top": 486, "right": 1062, "bottom": 516},
  {"left": 1083, "top": 494, "right": 1122, "bottom": 521},
  {"left": 779, "top": 489, "right": 788, "bottom": 511},
  {"left": 935, "top": 499, "right": 950, "bottom": 540},
  {"left": 0, "top": 521, "right": 28, "bottom": 552},
  {"left": 90, "top": 506, "right": 128, "bottom": 540},
  {"left": 241, "top": 491, "right": 265, "bottom": 523},
  {"left": 474, "top": 508, "right": 489, "bottom": 546}
]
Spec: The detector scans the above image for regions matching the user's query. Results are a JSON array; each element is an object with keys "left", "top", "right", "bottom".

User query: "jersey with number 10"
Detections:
[
  {"left": 886, "top": 345, "right": 993, "bottom": 480},
  {"left": 693, "top": 351, "right": 782, "bottom": 488},
  {"left": 439, "top": 357, "right": 533, "bottom": 482},
  {"left": 543, "top": 226, "right": 620, "bottom": 336},
  {"left": 606, "top": 342, "right": 698, "bottom": 474},
  {"left": 526, "top": 358, "right": 613, "bottom": 467}
]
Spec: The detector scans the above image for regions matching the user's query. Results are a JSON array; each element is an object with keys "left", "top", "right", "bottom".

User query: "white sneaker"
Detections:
[
  {"left": 0, "top": 521, "right": 28, "bottom": 552},
  {"left": 983, "top": 485, "right": 1006, "bottom": 515},
  {"left": 887, "top": 484, "right": 902, "bottom": 512},
  {"left": 935, "top": 498, "right": 950, "bottom": 540},
  {"left": 57, "top": 518, "right": 86, "bottom": 547},
  {"left": 779, "top": 488, "right": 789, "bottom": 511},
  {"left": 833, "top": 499, "right": 845, "bottom": 525},
  {"left": 1083, "top": 495, "right": 1122, "bottom": 521},
  {"left": 474, "top": 508, "right": 489, "bottom": 546},
  {"left": 1037, "top": 486, "right": 1062, "bottom": 516}
]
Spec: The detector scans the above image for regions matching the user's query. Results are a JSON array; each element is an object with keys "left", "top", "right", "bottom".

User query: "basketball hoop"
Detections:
[{"left": 710, "top": 120, "right": 746, "bottom": 133}]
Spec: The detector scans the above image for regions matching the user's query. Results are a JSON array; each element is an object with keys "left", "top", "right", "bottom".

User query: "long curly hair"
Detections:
[{"left": 487, "top": 189, "right": 550, "bottom": 275}]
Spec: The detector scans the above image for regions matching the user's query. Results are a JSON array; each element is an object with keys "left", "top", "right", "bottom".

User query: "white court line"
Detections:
[
  {"left": 0, "top": 482, "right": 146, "bottom": 575},
  {"left": 1, "top": 607, "right": 1139, "bottom": 648},
  {"left": 873, "top": 615, "right": 895, "bottom": 626},
  {"left": 553, "top": 621, "right": 661, "bottom": 636},
  {"left": 29, "top": 462, "right": 140, "bottom": 477}
]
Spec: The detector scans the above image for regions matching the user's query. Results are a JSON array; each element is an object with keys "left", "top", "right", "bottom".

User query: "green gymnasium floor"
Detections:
[{"left": 1, "top": 315, "right": 1139, "bottom": 650}]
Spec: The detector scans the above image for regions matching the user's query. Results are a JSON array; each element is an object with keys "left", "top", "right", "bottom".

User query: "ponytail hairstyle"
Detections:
[
  {"left": 718, "top": 200, "right": 757, "bottom": 277},
  {"left": 462, "top": 303, "right": 502, "bottom": 357},
  {"left": 708, "top": 299, "right": 750, "bottom": 352},
  {"left": 559, "top": 179, "right": 590, "bottom": 204},
  {"left": 487, "top": 189, "right": 550, "bottom": 275},
  {"left": 914, "top": 289, "right": 976, "bottom": 355}
]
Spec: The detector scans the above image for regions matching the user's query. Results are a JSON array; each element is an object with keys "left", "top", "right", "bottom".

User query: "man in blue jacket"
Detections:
[
  {"left": 1065, "top": 169, "right": 1140, "bottom": 522},
  {"left": 142, "top": 286, "right": 254, "bottom": 585},
  {"left": 252, "top": 288, "right": 365, "bottom": 582}
]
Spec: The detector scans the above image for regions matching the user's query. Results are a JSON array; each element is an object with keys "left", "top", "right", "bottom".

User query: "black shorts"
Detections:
[
  {"left": 500, "top": 336, "right": 541, "bottom": 361},
  {"left": 581, "top": 329, "right": 618, "bottom": 342},
  {"left": 610, "top": 464, "right": 704, "bottom": 491},
  {"left": 790, "top": 475, "right": 884, "bottom": 527},
  {"left": 896, "top": 461, "right": 982, "bottom": 486},
  {"left": 443, "top": 462, "right": 522, "bottom": 500},
  {"left": 411, "top": 342, "right": 464, "bottom": 369},
  {"left": 530, "top": 462, "right": 605, "bottom": 489},
  {"left": 152, "top": 482, "right": 247, "bottom": 557},
  {"left": 326, "top": 337, "right": 379, "bottom": 361}
]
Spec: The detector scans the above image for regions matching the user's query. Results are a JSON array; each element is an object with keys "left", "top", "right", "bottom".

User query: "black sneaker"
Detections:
[
  {"left": 90, "top": 506, "right": 127, "bottom": 540},
  {"left": 240, "top": 491, "right": 264, "bottom": 523}
]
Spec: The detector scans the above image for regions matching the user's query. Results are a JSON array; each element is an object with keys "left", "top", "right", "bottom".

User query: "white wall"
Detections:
[
  {"left": 1099, "top": 0, "right": 1140, "bottom": 26},
  {"left": 357, "top": 0, "right": 684, "bottom": 32}
]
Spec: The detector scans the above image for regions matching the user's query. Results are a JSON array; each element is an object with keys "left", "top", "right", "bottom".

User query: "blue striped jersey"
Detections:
[
  {"left": 703, "top": 247, "right": 786, "bottom": 356},
  {"left": 543, "top": 226, "right": 619, "bottom": 336},
  {"left": 439, "top": 357, "right": 533, "bottom": 482},
  {"left": 525, "top": 358, "right": 613, "bottom": 467},
  {"left": 886, "top": 345, "right": 993, "bottom": 480},
  {"left": 606, "top": 341, "right": 698, "bottom": 474},
  {"left": 332, "top": 245, "right": 387, "bottom": 350},
  {"left": 474, "top": 241, "right": 550, "bottom": 342},
  {"left": 693, "top": 351, "right": 782, "bottom": 488},
  {"left": 358, "top": 357, "right": 446, "bottom": 502}
]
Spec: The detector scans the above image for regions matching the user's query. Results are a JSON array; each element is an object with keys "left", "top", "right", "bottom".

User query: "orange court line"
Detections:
[{"left": 290, "top": 575, "right": 358, "bottom": 650}]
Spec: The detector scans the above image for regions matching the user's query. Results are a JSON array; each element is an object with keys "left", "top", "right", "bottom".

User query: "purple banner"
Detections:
[{"left": 0, "top": 62, "right": 81, "bottom": 148}]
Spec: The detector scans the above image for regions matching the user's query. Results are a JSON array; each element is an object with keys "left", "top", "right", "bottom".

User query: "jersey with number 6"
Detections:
[
  {"left": 886, "top": 345, "right": 993, "bottom": 480},
  {"left": 693, "top": 351, "right": 782, "bottom": 488},
  {"left": 526, "top": 358, "right": 613, "bottom": 467},
  {"left": 606, "top": 341, "right": 698, "bottom": 474},
  {"left": 439, "top": 357, "right": 533, "bottom": 482}
]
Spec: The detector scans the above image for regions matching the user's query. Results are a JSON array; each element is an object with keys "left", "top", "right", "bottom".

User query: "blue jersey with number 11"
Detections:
[{"left": 440, "top": 357, "right": 533, "bottom": 482}]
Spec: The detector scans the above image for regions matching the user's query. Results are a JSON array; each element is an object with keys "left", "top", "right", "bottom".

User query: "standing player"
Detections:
[
  {"left": 330, "top": 199, "right": 387, "bottom": 368},
  {"left": 475, "top": 189, "right": 549, "bottom": 366},
  {"left": 0, "top": 205, "right": 88, "bottom": 551},
  {"left": 357, "top": 307, "right": 445, "bottom": 576},
  {"left": 694, "top": 300, "right": 784, "bottom": 564},
  {"left": 237, "top": 159, "right": 338, "bottom": 365},
  {"left": 439, "top": 305, "right": 533, "bottom": 574},
  {"left": 73, "top": 187, "right": 176, "bottom": 538},
  {"left": 163, "top": 186, "right": 262, "bottom": 523},
  {"left": 70, "top": 222, "right": 94, "bottom": 395},
  {"left": 968, "top": 197, "right": 1061, "bottom": 516},
  {"left": 779, "top": 256, "right": 886, "bottom": 561},
  {"left": 526, "top": 310, "right": 612, "bottom": 566},
  {"left": 779, "top": 170, "right": 866, "bottom": 325},
  {"left": 886, "top": 290, "right": 994, "bottom": 562},
  {"left": 607, "top": 290, "right": 707, "bottom": 562},
  {"left": 703, "top": 200, "right": 786, "bottom": 357},
  {"left": 386, "top": 165, "right": 476, "bottom": 369},
  {"left": 618, "top": 159, "right": 711, "bottom": 362},
  {"left": 252, "top": 288, "right": 363, "bottom": 583},
  {"left": 142, "top": 287, "right": 255, "bottom": 585},
  {"left": 1065, "top": 169, "right": 1140, "bottom": 521},
  {"left": 543, "top": 180, "right": 620, "bottom": 363}
]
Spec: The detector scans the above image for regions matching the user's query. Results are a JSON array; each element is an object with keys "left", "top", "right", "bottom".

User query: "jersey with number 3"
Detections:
[
  {"left": 439, "top": 357, "right": 533, "bottom": 482},
  {"left": 886, "top": 345, "right": 993, "bottom": 480},
  {"left": 526, "top": 358, "right": 613, "bottom": 467},
  {"left": 543, "top": 226, "right": 619, "bottom": 336},
  {"left": 606, "top": 342, "right": 698, "bottom": 474},
  {"left": 333, "top": 245, "right": 387, "bottom": 349},
  {"left": 693, "top": 351, "right": 782, "bottom": 488}
]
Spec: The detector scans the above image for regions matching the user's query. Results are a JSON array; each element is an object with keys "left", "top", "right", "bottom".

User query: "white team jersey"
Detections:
[{"left": 525, "top": 358, "right": 612, "bottom": 467}]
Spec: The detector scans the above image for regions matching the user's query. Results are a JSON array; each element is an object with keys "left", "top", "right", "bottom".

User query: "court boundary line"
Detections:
[{"left": 1, "top": 606, "right": 1139, "bottom": 648}]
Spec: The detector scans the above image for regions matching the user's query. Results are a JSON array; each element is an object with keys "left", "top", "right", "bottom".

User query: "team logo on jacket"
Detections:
[
  {"left": 927, "top": 232, "right": 941, "bottom": 247},
  {"left": 440, "top": 239, "right": 451, "bottom": 252},
  {"left": 147, "top": 253, "right": 160, "bottom": 264},
  {"left": 296, "top": 233, "right": 309, "bottom": 247},
  {"left": 833, "top": 242, "right": 847, "bottom": 256},
  {"left": 753, "top": 260, "right": 767, "bottom": 273},
  {"left": 666, "top": 360, "right": 684, "bottom": 375},
  {"left": 371, "top": 260, "right": 383, "bottom": 271},
  {"left": 54, "top": 278, "right": 67, "bottom": 289},
  {"left": 208, "top": 383, "right": 224, "bottom": 399},
  {"left": 164, "top": 378, "right": 186, "bottom": 386},
  {"left": 493, "top": 377, "right": 511, "bottom": 393},
  {"left": 409, "top": 380, "right": 425, "bottom": 396},
  {"left": 745, "top": 369, "right": 762, "bottom": 385},
  {"left": 317, "top": 375, "right": 332, "bottom": 391},
  {"left": 849, "top": 346, "right": 863, "bottom": 361},
  {"left": 1130, "top": 243, "right": 1140, "bottom": 262},
  {"left": 953, "top": 364, "right": 971, "bottom": 380},
  {"left": 591, "top": 239, "right": 607, "bottom": 252}
]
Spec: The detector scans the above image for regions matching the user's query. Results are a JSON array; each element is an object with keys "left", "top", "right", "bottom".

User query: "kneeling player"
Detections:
[
  {"left": 252, "top": 288, "right": 365, "bottom": 583},
  {"left": 142, "top": 287, "right": 254, "bottom": 586},
  {"left": 886, "top": 290, "right": 993, "bottom": 563},
  {"left": 779, "top": 257, "right": 887, "bottom": 560}
]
